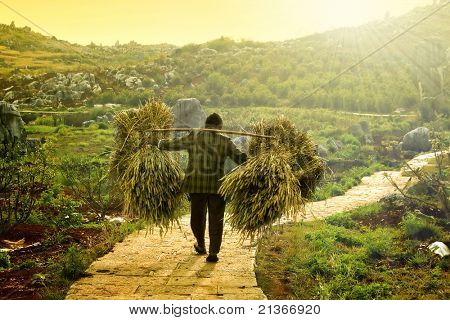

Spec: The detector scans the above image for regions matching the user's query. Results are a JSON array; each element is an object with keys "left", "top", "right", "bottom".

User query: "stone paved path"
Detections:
[{"left": 66, "top": 152, "right": 444, "bottom": 300}]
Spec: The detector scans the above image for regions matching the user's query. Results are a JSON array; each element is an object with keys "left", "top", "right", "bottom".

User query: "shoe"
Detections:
[
  {"left": 206, "top": 254, "right": 219, "bottom": 263},
  {"left": 194, "top": 243, "right": 206, "bottom": 255}
]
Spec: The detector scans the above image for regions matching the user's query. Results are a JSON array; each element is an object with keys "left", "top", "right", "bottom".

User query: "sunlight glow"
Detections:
[
  {"left": 319, "top": 0, "right": 381, "bottom": 28},
  {"left": 0, "top": 0, "right": 433, "bottom": 45}
]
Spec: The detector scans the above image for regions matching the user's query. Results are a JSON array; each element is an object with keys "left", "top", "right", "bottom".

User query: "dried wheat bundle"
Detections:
[
  {"left": 249, "top": 117, "right": 325, "bottom": 198},
  {"left": 219, "top": 150, "right": 304, "bottom": 239},
  {"left": 110, "top": 100, "right": 185, "bottom": 230},
  {"left": 220, "top": 117, "right": 325, "bottom": 239},
  {"left": 120, "top": 146, "right": 185, "bottom": 228}
]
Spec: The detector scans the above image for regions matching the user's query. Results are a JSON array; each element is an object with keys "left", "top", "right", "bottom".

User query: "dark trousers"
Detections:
[{"left": 189, "top": 193, "right": 226, "bottom": 255}]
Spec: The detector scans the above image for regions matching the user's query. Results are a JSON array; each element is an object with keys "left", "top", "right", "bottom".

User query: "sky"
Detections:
[{"left": 0, "top": 0, "right": 435, "bottom": 46}]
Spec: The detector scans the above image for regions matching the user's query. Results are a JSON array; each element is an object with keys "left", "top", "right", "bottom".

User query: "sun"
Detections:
[{"left": 320, "top": 0, "right": 380, "bottom": 28}]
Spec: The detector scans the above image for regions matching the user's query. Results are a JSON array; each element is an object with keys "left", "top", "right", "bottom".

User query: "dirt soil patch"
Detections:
[
  {"left": 0, "top": 224, "right": 106, "bottom": 300},
  {"left": 356, "top": 203, "right": 447, "bottom": 230},
  {"left": 357, "top": 210, "right": 405, "bottom": 229}
]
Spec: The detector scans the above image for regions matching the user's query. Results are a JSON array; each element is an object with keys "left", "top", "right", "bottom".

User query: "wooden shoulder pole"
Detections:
[{"left": 148, "top": 128, "right": 276, "bottom": 139}]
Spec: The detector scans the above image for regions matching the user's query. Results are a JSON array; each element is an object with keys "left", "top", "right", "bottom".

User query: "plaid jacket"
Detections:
[{"left": 159, "top": 131, "right": 247, "bottom": 194}]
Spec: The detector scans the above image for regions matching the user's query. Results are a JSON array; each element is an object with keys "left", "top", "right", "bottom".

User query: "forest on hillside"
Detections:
[{"left": 0, "top": 4, "right": 449, "bottom": 115}]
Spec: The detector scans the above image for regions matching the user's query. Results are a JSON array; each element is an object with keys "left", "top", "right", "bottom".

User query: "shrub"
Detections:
[
  {"left": 0, "top": 252, "right": 11, "bottom": 269},
  {"left": 41, "top": 231, "right": 71, "bottom": 249},
  {"left": 31, "top": 273, "right": 47, "bottom": 287},
  {"left": 35, "top": 115, "right": 58, "bottom": 126},
  {"left": 318, "top": 275, "right": 353, "bottom": 299},
  {"left": 305, "top": 225, "right": 362, "bottom": 254},
  {"left": 407, "top": 251, "right": 431, "bottom": 268},
  {"left": 321, "top": 277, "right": 392, "bottom": 300},
  {"left": 60, "top": 245, "right": 87, "bottom": 280},
  {"left": 351, "top": 283, "right": 392, "bottom": 300},
  {"left": 326, "top": 212, "right": 357, "bottom": 229},
  {"left": 59, "top": 156, "right": 122, "bottom": 219},
  {"left": 86, "top": 123, "right": 99, "bottom": 131},
  {"left": 330, "top": 184, "right": 345, "bottom": 196},
  {"left": 401, "top": 213, "right": 442, "bottom": 240},
  {"left": 0, "top": 143, "right": 54, "bottom": 229},
  {"left": 335, "top": 232, "right": 363, "bottom": 247},
  {"left": 51, "top": 196, "right": 83, "bottom": 228},
  {"left": 305, "top": 255, "right": 334, "bottom": 277},
  {"left": 16, "top": 259, "right": 38, "bottom": 270},
  {"left": 364, "top": 228, "right": 395, "bottom": 260},
  {"left": 437, "top": 257, "right": 449, "bottom": 271},
  {"left": 305, "top": 228, "right": 339, "bottom": 254},
  {"left": 334, "top": 254, "right": 368, "bottom": 279},
  {"left": 348, "top": 203, "right": 382, "bottom": 220},
  {"left": 54, "top": 125, "right": 71, "bottom": 135},
  {"left": 341, "top": 177, "right": 358, "bottom": 189},
  {"left": 87, "top": 89, "right": 150, "bottom": 107},
  {"left": 97, "top": 122, "right": 109, "bottom": 130},
  {"left": 26, "top": 125, "right": 56, "bottom": 134},
  {"left": 339, "top": 133, "right": 360, "bottom": 146}
]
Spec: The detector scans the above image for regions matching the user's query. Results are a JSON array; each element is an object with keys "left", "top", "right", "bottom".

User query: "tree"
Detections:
[
  {"left": 206, "top": 37, "right": 235, "bottom": 52},
  {"left": 205, "top": 72, "right": 228, "bottom": 96},
  {"left": 0, "top": 143, "right": 54, "bottom": 231}
]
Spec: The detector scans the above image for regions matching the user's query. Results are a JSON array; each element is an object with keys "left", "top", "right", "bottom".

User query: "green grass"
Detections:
[
  {"left": 26, "top": 125, "right": 57, "bottom": 134},
  {"left": 256, "top": 202, "right": 449, "bottom": 300},
  {"left": 401, "top": 213, "right": 443, "bottom": 240},
  {"left": 313, "top": 164, "right": 390, "bottom": 201},
  {"left": 25, "top": 125, "right": 115, "bottom": 157},
  {"left": 14, "top": 259, "right": 38, "bottom": 270},
  {"left": 59, "top": 245, "right": 88, "bottom": 280},
  {"left": 41, "top": 219, "right": 145, "bottom": 299},
  {"left": 206, "top": 106, "right": 416, "bottom": 139},
  {"left": 0, "top": 252, "right": 11, "bottom": 269}
]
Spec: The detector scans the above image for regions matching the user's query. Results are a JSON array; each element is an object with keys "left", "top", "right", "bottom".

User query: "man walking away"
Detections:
[{"left": 158, "top": 113, "right": 247, "bottom": 263}]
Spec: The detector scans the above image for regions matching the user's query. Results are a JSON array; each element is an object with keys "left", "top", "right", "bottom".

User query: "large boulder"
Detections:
[
  {"left": 69, "top": 72, "right": 84, "bottom": 83},
  {"left": 82, "top": 73, "right": 95, "bottom": 83},
  {"left": 82, "top": 120, "right": 95, "bottom": 127},
  {"left": 92, "top": 84, "right": 102, "bottom": 94},
  {"left": 125, "top": 77, "right": 143, "bottom": 89},
  {"left": 0, "top": 101, "right": 26, "bottom": 146},
  {"left": 172, "top": 98, "right": 206, "bottom": 128},
  {"left": 115, "top": 73, "right": 127, "bottom": 82},
  {"left": 70, "top": 80, "right": 92, "bottom": 92},
  {"left": 401, "top": 127, "right": 432, "bottom": 152}
]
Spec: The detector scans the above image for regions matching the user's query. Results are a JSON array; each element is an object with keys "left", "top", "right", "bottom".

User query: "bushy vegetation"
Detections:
[
  {"left": 0, "top": 252, "right": 11, "bottom": 269},
  {"left": 401, "top": 213, "right": 442, "bottom": 240},
  {"left": 39, "top": 219, "right": 146, "bottom": 299},
  {"left": 0, "top": 143, "right": 55, "bottom": 230},
  {"left": 59, "top": 245, "right": 88, "bottom": 280},
  {"left": 59, "top": 156, "right": 122, "bottom": 219},
  {"left": 256, "top": 198, "right": 449, "bottom": 300}
]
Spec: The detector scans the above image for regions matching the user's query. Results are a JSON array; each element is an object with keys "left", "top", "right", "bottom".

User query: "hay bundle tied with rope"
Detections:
[
  {"left": 219, "top": 117, "right": 325, "bottom": 238},
  {"left": 111, "top": 100, "right": 185, "bottom": 230}
]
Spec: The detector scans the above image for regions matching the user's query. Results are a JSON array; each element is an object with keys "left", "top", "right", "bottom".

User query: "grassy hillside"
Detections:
[{"left": 0, "top": 4, "right": 449, "bottom": 113}]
